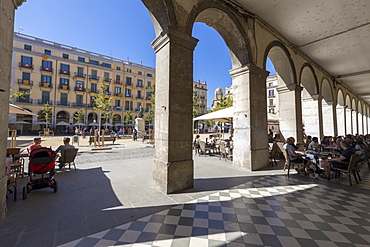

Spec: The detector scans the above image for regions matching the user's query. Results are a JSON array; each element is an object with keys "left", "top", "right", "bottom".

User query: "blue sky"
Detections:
[{"left": 14, "top": 0, "right": 275, "bottom": 109}]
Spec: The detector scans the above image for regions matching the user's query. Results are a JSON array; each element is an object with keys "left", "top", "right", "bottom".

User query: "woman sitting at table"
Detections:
[
  {"left": 321, "top": 141, "right": 354, "bottom": 178},
  {"left": 355, "top": 139, "right": 367, "bottom": 160},
  {"left": 284, "top": 137, "right": 313, "bottom": 172},
  {"left": 320, "top": 136, "right": 330, "bottom": 148},
  {"left": 307, "top": 137, "right": 319, "bottom": 151}
]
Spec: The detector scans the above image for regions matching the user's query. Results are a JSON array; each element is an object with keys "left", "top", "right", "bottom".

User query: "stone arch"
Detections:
[
  {"left": 336, "top": 89, "right": 346, "bottom": 135},
  {"left": 187, "top": 2, "right": 252, "bottom": 67},
  {"left": 56, "top": 110, "right": 70, "bottom": 123},
  {"left": 141, "top": 0, "right": 176, "bottom": 35},
  {"left": 320, "top": 78, "right": 334, "bottom": 136},
  {"left": 300, "top": 63, "right": 319, "bottom": 97},
  {"left": 113, "top": 114, "right": 122, "bottom": 125},
  {"left": 87, "top": 112, "right": 98, "bottom": 124},
  {"left": 264, "top": 41, "right": 296, "bottom": 87}
]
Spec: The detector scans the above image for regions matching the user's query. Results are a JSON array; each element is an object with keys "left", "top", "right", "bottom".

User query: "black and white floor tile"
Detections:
[{"left": 60, "top": 175, "right": 370, "bottom": 247}]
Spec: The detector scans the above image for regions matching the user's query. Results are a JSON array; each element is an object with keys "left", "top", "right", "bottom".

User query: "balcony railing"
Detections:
[
  {"left": 58, "top": 84, "right": 70, "bottom": 90},
  {"left": 74, "top": 72, "right": 86, "bottom": 79},
  {"left": 71, "top": 103, "right": 86, "bottom": 107},
  {"left": 40, "top": 66, "right": 53, "bottom": 73},
  {"left": 114, "top": 93, "right": 122, "bottom": 97},
  {"left": 103, "top": 78, "right": 112, "bottom": 83},
  {"left": 89, "top": 75, "right": 100, "bottom": 81},
  {"left": 126, "top": 82, "right": 132, "bottom": 86},
  {"left": 106, "top": 91, "right": 111, "bottom": 95},
  {"left": 114, "top": 80, "right": 122, "bottom": 85},
  {"left": 19, "top": 62, "right": 34, "bottom": 69},
  {"left": 39, "top": 82, "right": 52, "bottom": 88},
  {"left": 74, "top": 86, "right": 86, "bottom": 92},
  {"left": 59, "top": 70, "right": 70, "bottom": 75},
  {"left": 146, "top": 96, "right": 151, "bottom": 100},
  {"left": 136, "top": 84, "right": 143, "bottom": 88},
  {"left": 87, "top": 104, "right": 97, "bottom": 108},
  {"left": 18, "top": 79, "right": 33, "bottom": 86},
  {"left": 56, "top": 101, "right": 70, "bottom": 106},
  {"left": 125, "top": 94, "right": 132, "bottom": 98},
  {"left": 38, "top": 99, "right": 52, "bottom": 105},
  {"left": 89, "top": 89, "right": 99, "bottom": 94},
  {"left": 113, "top": 106, "right": 122, "bottom": 110},
  {"left": 136, "top": 96, "right": 143, "bottom": 99},
  {"left": 124, "top": 107, "right": 133, "bottom": 111},
  {"left": 15, "top": 98, "right": 32, "bottom": 104}
]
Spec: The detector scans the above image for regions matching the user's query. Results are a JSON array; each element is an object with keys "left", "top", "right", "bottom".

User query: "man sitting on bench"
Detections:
[{"left": 55, "top": 137, "right": 75, "bottom": 169}]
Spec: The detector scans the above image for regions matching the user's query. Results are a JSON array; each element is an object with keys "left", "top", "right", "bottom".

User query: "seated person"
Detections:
[
  {"left": 320, "top": 136, "right": 330, "bottom": 148},
  {"left": 193, "top": 135, "right": 201, "bottom": 148},
  {"left": 28, "top": 137, "right": 43, "bottom": 154},
  {"left": 355, "top": 139, "right": 367, "bottom": 160},
  {"left": 307, "top": 137, "right": 319, "bottom": 150},
  {"left": 208, "top": 135, "right": 216, "bottom": 147},
  {"left": 55, "top": 137, "right": 75, "bottom": 169},
  {"left": 283, "top": 137, "right": 312, "bottom": 172},
  {"left": 268, "top": 134, "right": 275, "bottom": 143},
  {"left": 321, "top": 141, "right": 354, "bottom": 177}
]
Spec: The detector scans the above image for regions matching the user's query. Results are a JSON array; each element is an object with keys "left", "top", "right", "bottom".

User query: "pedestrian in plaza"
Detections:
[
  {"left": 28, "top": 137, "right": 43, "bottom": 153},
  {"left": 132, "top": 128, "right": 138, "bottom": 141}
]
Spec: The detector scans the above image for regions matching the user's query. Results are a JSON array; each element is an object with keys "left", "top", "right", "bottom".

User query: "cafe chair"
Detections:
[
  {"left": 269, "top": 142, "right": 279, "bottom": 167},
  {"left": 219, "top": 142, "right": 229, "bottom": 161},
  {"left": 199, "top": 141, "right": 211, "bottom": 156},
  {"left": 60, "top": 148, "right": 79, "bottom": 175},
  {"left": 282, "top": 147, "right": 306, "bottom": 176},
  {"left": 331, "top": 153, "right": 360, "bottom": 186}
]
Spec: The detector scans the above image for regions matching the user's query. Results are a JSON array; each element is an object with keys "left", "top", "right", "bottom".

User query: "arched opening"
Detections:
[
  {"left": 264, "top": 42, "right": 299, "bottom": 142},
  {"left": 352, "top": 98, "right": 358, "bottom": 134},
  {"left": 87, "top": 112, "right": 98, "bottom": 124},
  {"left": 358, "top": 101, "right": 363, "bottom": 135},
  {"left": 320, "top": 79, "right": 334, "bottom": 136},
  {"left": 300, "top": 65, "right": 319, "bottom": 138},
  {"left": 56, "top": 110, "right": 70, "bottom": 132},
  {"left": 15, "top": 109, "right": 33, "bottom": 135},
  {"left": 345, "top": 95, "right": 352, "bottom": 134},
  {"left": 336, "top": 89, "right": 346, "bottom": 136}
]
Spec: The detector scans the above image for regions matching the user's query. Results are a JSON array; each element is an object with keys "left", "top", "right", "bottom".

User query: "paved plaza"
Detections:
[{"left": 1, "top": 137, "right": 370, "bottom": 246}]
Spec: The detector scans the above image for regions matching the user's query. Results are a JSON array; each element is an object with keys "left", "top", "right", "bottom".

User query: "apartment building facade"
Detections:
[
  {"left": 10, "top": 33, "right": 155, "bottom": 133},
  {"left": 193, "top": 80, "right": 207, "bottom": 116}
]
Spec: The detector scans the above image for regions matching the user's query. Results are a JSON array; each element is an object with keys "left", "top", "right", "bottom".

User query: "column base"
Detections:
[
  {"left": 153, "top": 158, "right": 194, "bottom": 194},
  {"left": 0, "top": 176, "right": 7, "bottom": 222}
]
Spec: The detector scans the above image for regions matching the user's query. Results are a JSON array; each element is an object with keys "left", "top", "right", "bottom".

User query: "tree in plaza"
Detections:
[
  {"left": 144, "top": 83, "right": 155, "bottom": 134},
  {"left": 41, "top": 103, "right": 52, "bottom": 129},
  {"left": 92, "top": 80, "right": 114, "bottom": 131},
  {"left": 124, "top": 110, "right": 133, "bottom": 132},
  {"left": 193, "top": 91, "right": 200, "bottom": 117},
  {"left": 9, "top": 90, "right": 30, "bottom": 103},
  {"left": 214, "top": 92, "right": 232, "bottom": 111},
  {"left": 74, "top": 108, "right": 84, "bottom": 124}
]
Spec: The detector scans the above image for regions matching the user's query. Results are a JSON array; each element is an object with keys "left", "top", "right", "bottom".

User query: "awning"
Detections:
[{"left": 9, "top": 104, "right": 38, "bottom": 116}]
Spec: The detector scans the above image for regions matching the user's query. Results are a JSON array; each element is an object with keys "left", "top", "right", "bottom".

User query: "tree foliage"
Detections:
[
  {"left": 214, "top": 92, "right": 232, "bottom": 111},
  {"left": 193, "top": 91, "right": 200, "bottom": 117},
  {"left": 74, "top": 108, "right": 84, "bottom": 123},
  {"left": 124, "top": 110, "right": 132, "bottom": 125},
  {"left": 92, "top": 80, "right": 114, "bottom": 129},
  {"left": 42, "top": 103, "right": 52, "bottom": 128},
  {"left": 145, "top": 84, "right": 155, "bottom": 124}
]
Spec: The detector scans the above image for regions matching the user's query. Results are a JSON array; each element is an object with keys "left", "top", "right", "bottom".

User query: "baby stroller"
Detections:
[{"left": 23, "top": 147, "right": 58, "bottom": 199}]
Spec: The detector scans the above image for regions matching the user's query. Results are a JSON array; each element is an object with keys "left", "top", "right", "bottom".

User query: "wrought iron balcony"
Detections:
[
  {"left": 71, "top": 103, "right": 86, "bottom": 107},
  {"left": 38, "top": 99, "right": 52, "bottom": 105},
  {"left": 115, "top": 93, "right": 122, "bottom": 97},
  {"left": 103, "top": 78, "right": 112, "bottom": 83},
  {"left": 136, "top": 84, "right": 143, "bottom": 88},
  {"left": 89, "top": 75, "right": 100, "bottom": 81},
  {"left": 56, "top": 101, "right": 70, "bottom": 106},
  {"left": 89, "top": 89, "right": 99, "bottom": 94},
  {"left": 74, "top": 86, "right": 86, "bottom": 92},
  {"left": 74, "top": 72, "right": 86, "bottom": 79},
  {"left": 113, "top": 106, "right": 122, "bottom": 110},
  {"left": 15, "top": 98, "right": 32, "bottom": 104},
  {"left": 114, "top": 80, "right": 122, "bottom": 85},
  {"left": 18, "top": 79, "right": 33, "bottom": 86},
  {"left": 39, "top": 82, "right": 52, "bottom": 88},
  {"left": 136, "top": 96, "right": 143, "bottom": 99},
  {"left": 19, "top": 62, "right": 34, "bottom": 69},
  {"left": 59, "top": 70, "right": 70, "bottom": 75},
  {"left": 40, "top": 66, "right": 53, "bottom": 73},
  {"left": 58, "top": 84, "right": 70, "bottom": 90},
  {"left": 126, "top": 82, "right": 132, "bottom": 86}
]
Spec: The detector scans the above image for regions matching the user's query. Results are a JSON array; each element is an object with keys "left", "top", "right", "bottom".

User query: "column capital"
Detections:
[
  {"left": 151, "top": 27, "right": 198, "bottom": 53},
  {"left": 276, "top": 84, "right": 303, "bottom": 94},
  {"left": 229, "top": 63, "right": 269, "bottom": 78},
  {"left": 13, "top": 0, "right": 26, "bottom": 8}
]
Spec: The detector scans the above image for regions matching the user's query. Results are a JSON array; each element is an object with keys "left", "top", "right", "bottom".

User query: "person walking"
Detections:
[{"left": 132, "top": 128, "right": 138, "bottom": 141}]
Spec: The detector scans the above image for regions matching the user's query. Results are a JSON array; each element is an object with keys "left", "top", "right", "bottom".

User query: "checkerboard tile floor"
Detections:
[{"left": 60, "top": 175, "right": 370, "bottom": 247}]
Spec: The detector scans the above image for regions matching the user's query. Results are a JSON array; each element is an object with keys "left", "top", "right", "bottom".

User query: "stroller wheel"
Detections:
[
  {"left": 53, "top": 181, "right": 58, "bottom": 193},
  {"left": 23, "top": 187, "right": 28, "bottom": 200}
]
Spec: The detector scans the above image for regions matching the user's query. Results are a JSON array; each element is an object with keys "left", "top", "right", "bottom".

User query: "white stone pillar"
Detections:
[
  {"left": 336, "top": 105, "right": 345, "bottom": 136},
  {"left": 302, "top": 94, "right": 320, "bottom": 138},
  {"left": 151, "top": 28, "right": 198, "bottom": 193},
  {"left": 322, "top": 99, "right": 335, "bottom": 136},
  {"left": 229, "top": 64, "right": 269, "bottom": 170},
  {"left": 346, "top": 108, "right": 352, "bottom": 134},
  {"left": 352, "top": 110, "right": 358, "bottom": 134},
  {"left": 277, "top": 84, "right": 304, "bottom": 143}
]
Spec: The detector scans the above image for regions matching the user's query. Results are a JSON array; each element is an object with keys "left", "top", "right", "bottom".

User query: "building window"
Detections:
[
  {"left": 24, "top": 44, "right": 32, "bottom": 50},
  {"left": 41, "top": 91, "right": 50, "bottom": 104},
  {"left": 138, "top": 71, "right": 142, "bottom": 75},
  {"left": 62, "top": 53, "right": 69, "bottom": 59},
  {"left": 127, "top": 68, "right": 132, "bottom": 73},
  {"left": 90, "top": 60, "right": 99, "bottom": 65},
  {"left": 21, "top": 56, "right": 32, "bottom": 67},
  {"left": 76, "top": 81, "right": 84, "bottom": 88},
  {"left": 102, "top": 63, "right": 111, "bottom": 68},
  {"left": 78, "top": 57, "right": 85, "bottom": 63},
  {"left": 19, "top": 88, "right": 30, "bottom": 102},
  {"left": 125, "top": 88, "right": 131, "bottom": 97},
  {"left": 126, "top": 77, "right": 132, "bottom": 86},
  {"left": 146, "top": 103, "right": 151, "bottom": 111},
  {"left": 44, "top": 49, "right": 51, "bottom": 55},
  {"left": 147, "top": 81, "right": 151, "bottom": 88},
  {"left": 90, "top": 96, "right": 96, "bottom": 107},
  {"left": 91, "top": 83, "right": 97, "bottom": 93},
  {"left": 60, "top": 78, "right": 69, "bottom": 85},
  {"left": 41, "top": 75, "right": 51, "bottom": 83},
  {"left": 60, "top": 63, "right": 70, "bottom": 74},
  {"left": 147, "top": 73, "right": 152, "bottom": 77},
  {"left": 22, "top": 71, "right": 31, "bottom": 81},
  {"left": 115, "top": 87, "right": 121, "bottom": 95},
  {"left": 268, "top": 82, "right": 273, "bottom": 87},
  {"left": 125, "top": 101, "right": 133, "bottom": 111},
  {"left": 76, "top": 95, "right": 83, "bottom": 107},
  {"left": 137, "top": 102, "right": 142, "bottom": 110},
  {"left": 115, "top": 99, "right": 121, "bottom": 107},
  {"left": 116, "top": 75, "right": 121, "bottom": 82},
  {"left": 146, "top": 92, "right": 151, "bottom": 100},
  {"left": 269, "top": 99, "right": 274, "bottom": 107},
  {"left": 116, "top": 66, "right": 121, "bottom": 70},
  {"left": 60, "top": 93, "right": 68, "bottom": 105},
  {"left": 269, "top": 90, "right": 274, "bottom": 97},
  {"left": 42, "top": 60, "right": 52, "bottom": 70},
  {"left": 104, "top": 72, "right": 110, "bottom": 81},
  {"left": 137, "top": 90, "right": 142, "bottom": 99},
  {"left": 137, "top": 79, "right": 143, "bottom": 87},
  {"left": 77, "top": 67, "right": 84, "bottom": 76}
]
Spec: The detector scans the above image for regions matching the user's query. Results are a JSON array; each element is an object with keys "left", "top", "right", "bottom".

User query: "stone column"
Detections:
[
  {"left": 230, "top": 64, "right": 269, "bottom": 171},
  {"left": 332, "top": 102, "right": 338, "bottom": 136},
  {"left": 151, "top": 28, "right": 198, "bottom": 193},
  {"left": 302, "top": 94, "right": 320, "bottom": 138},
  {"left": 0, "top": 0, "right": 22, "bottom": 223},
  {"left": 277, "top": 84, "right": 304, "bottom": 143}
]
